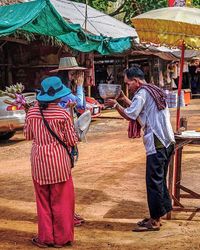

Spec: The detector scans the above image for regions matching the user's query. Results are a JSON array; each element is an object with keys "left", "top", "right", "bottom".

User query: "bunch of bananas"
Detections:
[
  {"left": 5, "top": 83, "right": 25, "bottom": 94},
  {"left": 0, "top": 83, "right": 25, "bottom": 98}
]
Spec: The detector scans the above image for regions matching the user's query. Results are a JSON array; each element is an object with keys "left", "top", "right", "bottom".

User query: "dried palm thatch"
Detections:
[
  {"left": 0, "top": 0, "right": 23, "bottom": 6},
  {"left": 12, "top": 30, "right": 63, "bottom": 47}
]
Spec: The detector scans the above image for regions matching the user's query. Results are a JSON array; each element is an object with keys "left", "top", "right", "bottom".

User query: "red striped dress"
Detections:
[{"left": 24, "top": 103, "right": 78, "bottom": 185}]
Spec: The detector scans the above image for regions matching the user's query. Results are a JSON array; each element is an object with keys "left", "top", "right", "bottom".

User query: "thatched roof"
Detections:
[{"left": 0, "top": 0, "right": 23, "bottom": 6}]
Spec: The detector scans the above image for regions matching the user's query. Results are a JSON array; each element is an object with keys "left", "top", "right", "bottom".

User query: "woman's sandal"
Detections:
[
  {"left": 74, "top": 219, "right": 82, "bottom": 227},
  {"left": 31, "top": 237, "right": 49, "bottom": 248},
  {"left": 74, "top": 213, "right": 85, "bottom": 227},
  {"left": 74, "top": 213, "right": 85, "bottom": 223}
]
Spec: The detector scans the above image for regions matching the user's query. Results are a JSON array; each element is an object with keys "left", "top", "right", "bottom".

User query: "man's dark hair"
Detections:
[{"left": 124, "top": 66, "right": 145, "bottom": 80}]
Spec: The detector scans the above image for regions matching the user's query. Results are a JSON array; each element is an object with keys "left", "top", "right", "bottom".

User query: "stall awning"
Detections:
[
  {"left": 0, "top": 0, "right": 133, "bottom": 55},
  {"left": 0, "top": 0, "right": 80, "bottom": 36},
  {"left": 59, "top": 33, "right": 132, "bottom": 55}
]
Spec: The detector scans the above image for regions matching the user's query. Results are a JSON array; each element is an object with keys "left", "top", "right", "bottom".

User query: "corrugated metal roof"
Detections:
[
  {"left": 3, "top": 0, "right": 137, "bottom": 39},
  {"left": 50, "top": 0, "right": 138, "bottom": 39}
]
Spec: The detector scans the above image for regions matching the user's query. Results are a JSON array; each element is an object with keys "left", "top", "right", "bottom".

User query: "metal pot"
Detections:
[{"left": 98, "top": 84, "right": 121, "bottom": 99}]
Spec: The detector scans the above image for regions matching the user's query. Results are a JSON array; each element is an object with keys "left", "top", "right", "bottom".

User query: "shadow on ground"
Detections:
[
  {"left": 104, "top": 200, "right": 148, "bottom": 219},
  {"left": 0, "top": 206, "right": 36, "bottom": 222},
  {"left": 75, "top": 188, "right": 110, "bottom": 205},
  {"left": 0, "top": 177, "right": 34, "bottom": 202}
]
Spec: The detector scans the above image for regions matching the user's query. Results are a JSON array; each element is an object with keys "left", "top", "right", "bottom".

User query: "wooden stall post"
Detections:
[{"left": 125, "top": 56, "right": 129, "bottom": 98}]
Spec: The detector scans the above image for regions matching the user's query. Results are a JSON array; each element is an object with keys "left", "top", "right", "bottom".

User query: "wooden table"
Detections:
[{"left": 167, "top": 131, "right": 200, "bottom": 220}]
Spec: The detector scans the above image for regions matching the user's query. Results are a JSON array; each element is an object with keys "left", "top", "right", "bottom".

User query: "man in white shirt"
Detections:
[{"left": 105, "top": 66, "right": 175, "bottom": 232}]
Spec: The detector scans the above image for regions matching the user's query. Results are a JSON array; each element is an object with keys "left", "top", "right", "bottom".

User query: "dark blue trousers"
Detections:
[{"left": 146, "top": 144, "right": 174, "bottom": 219}]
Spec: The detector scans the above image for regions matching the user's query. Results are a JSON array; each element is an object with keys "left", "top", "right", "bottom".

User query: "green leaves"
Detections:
[
  {"left": 193, "top": 0, "right": 200, "bottom": 8},
  {"left": 73, "top": 0, "right": 200, "bottom": 24},
  {"left": 72, "top": 0, "right": 167, "bottom": 24},
  {"left": 73, "top": 0, "right": 117, "bottom": 12}
]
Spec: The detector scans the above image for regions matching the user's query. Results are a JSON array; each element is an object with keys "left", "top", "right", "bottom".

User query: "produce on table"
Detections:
[{"left": 0, "top": 83, "right": 34, "bottom": 112}]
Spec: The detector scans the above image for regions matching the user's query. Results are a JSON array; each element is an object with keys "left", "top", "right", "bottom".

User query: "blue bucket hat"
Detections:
[{"left": 37, "top": 76, "right": 71, "bottom": 102}]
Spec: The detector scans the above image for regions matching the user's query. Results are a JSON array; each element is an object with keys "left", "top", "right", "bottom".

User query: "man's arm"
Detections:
[
  {"left": 123, "top": 96, "right": 132, "bottom": 107},
  {"left": 117, "top": 90, "right": 132, "bottom": 107},
  {"left": 115, "top": 103, "right": 131, "bottom": 121},
  {"left": 105, "top": 89, "right": 146, "bottom": 121}
]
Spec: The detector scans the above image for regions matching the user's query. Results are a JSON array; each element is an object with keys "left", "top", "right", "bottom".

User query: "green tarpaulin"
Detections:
[
  {"left": 0, "top": 0, "right": 81, "bottom": 36},
  {"left": 59, "top": 33, "right": 132, "bottom": 55},
  {"left": 0, "top": 0, "right": 132, "bottom": 55}
]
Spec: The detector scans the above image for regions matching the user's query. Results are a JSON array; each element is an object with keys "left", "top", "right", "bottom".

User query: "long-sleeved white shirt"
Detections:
[{"left": 124, "top": 88, "right": 175, "bottom": 155}]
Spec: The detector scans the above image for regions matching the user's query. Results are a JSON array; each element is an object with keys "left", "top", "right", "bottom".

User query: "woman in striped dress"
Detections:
[
  {"left": 52, "top": 57, "right": 87, "bottom": 226},
  {"left": 24, "top": 76, "right": 78, "bottom": 248}
]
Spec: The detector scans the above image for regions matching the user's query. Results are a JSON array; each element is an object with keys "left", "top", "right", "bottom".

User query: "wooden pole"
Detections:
[
  {"left": 85, "top": 0, "right": 91, "bottom": 97},
  {"left": 176, "top": 41, "right": 185, "bottom": 132},
  {"left": 85, "top": 0, "right": 88, "bottom": 31},
  {"left": 174, "top": 42, "right": 185, "bottom": 210},
  {"left": 125, "top": 56, "right": 129, "bottom": 98}
]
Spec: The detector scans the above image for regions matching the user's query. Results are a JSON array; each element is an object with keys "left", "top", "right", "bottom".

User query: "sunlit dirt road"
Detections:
[{"left": 1, "top": 100, "right": 200, "bottom": 250}]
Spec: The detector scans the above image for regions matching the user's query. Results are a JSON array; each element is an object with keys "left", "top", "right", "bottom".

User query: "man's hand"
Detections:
[
  {"left": 104, "top": 99, "right": 117, "bottom": 107},
  {"left": 117, "top": 90, "right": 132, "bottom": 106},
  {"left": 66, "top": 101, "right": 77, "bottom": 108},
  {"left": 74, "top": 71, "right": 84, "bottom": 86},
  {"left": 117, "top": 90, "right": 126, "bottom": 101}
]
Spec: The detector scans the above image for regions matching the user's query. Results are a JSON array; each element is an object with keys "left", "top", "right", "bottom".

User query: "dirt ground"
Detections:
[{"left": 1, "top": 99, "right": 200, "bottom": 250}]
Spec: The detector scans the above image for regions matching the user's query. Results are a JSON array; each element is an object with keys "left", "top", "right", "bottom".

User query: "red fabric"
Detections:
[
  {"left": 168, "top": 0, "right": 175, "bottom": 6},
  {"left": 24, "top": 103, "right": 78, "bottom": 185},
  {"left": 128, "top": 120, "right": 141, "bottom": 139},
  {"left": 33, "top": 176, "right": 75, "bottom": 245}
]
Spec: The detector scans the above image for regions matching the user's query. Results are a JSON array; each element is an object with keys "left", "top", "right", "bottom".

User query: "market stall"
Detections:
[{"left": 168, "top": 131, "right": 200, "bottom": 219}]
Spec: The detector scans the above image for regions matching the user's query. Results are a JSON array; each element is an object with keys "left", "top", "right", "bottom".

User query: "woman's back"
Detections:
[{"left": 24, "top": 102, "right": 78, "bottom": 185}]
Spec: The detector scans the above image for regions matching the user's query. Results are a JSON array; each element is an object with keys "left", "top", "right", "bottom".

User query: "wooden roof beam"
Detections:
[{"left": 0, "top": 36, "right": 29, "bottom": 45}]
